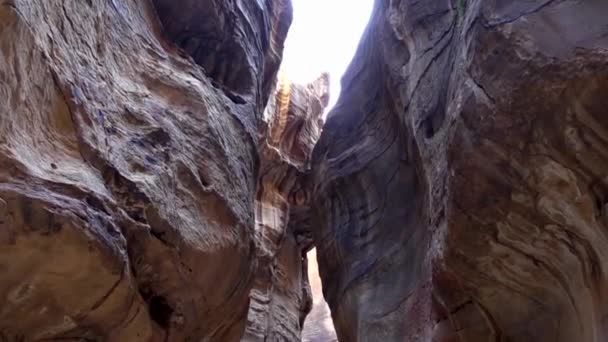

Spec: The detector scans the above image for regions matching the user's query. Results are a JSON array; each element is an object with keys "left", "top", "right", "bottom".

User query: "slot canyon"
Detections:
[{"left": 0, "top": 0, "right": 607, "bottom": 341}]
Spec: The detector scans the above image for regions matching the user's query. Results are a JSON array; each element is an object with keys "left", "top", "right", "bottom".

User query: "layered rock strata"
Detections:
[
  {"left": 310, "top": 0, "right": 608, "bottom": 341},
  {"left": 3, "top": 0, "right": 606, "bottom": 341},
  {"left": 0, "top": 0, "right": 291, "bottom": 340},
  {"left": 244, "top": 71, "right": 329, "bottom": 341},
  {"left": 302, "top": 248, "right": 338, "bottom": 342}
]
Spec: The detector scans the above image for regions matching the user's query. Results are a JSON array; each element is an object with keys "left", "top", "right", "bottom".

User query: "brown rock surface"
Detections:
[
  {"left": 244, "top": 71, "right": 329, "bottom": 341},
  {"left": 0, "top": 0, "right": 291, "bottom": 340},
  {"left": 310, "top": 0, "right": 608, "bottom": 341}
]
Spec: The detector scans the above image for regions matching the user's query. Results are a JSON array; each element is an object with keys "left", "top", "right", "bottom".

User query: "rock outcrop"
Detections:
[
  {"left": 244, "top": 71, "right": 329, "bottom": 341},
  {"left": 0, "top": 0, "right": 293, "bottom": 340},
  {"left": 310, "top": 0, "right": 608, "bottom": 341}
]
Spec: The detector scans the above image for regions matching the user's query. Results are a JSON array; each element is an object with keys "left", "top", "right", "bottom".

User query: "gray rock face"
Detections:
[{"left": 310, "top": 0, "right": 608, "bottom": 341}]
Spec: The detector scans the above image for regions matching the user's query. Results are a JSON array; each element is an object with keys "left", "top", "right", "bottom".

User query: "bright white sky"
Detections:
[{"left": 281, "top": 0, "right": 374, "bottom": 114}]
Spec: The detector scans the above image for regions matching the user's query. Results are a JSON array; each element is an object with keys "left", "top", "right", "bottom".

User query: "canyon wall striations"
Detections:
[
  {"left": 0, "top": 0, "right": 316, "bottom": 340},
  {"left": 1, "top": 0, "right": 608, "bottom": 341},
  {"left": 244, "top": 71, "right": 329, "bottom": 341},
  {"left": 310, "top": 0, "right": 608, "bottom": 341}
]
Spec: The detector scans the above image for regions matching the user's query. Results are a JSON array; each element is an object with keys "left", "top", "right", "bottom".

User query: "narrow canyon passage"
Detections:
[
  {"left": 302, "top": 249, "right": 337, "bottom": 342},
  {"left": 0, "top": 0, "right": 607, "bottom": 341},
  {"left": 279, "top": 1, "right": 373, "bottom": 340}
]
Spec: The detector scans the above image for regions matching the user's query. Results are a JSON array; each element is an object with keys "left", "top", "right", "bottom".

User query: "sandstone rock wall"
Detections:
[
  {"left": 0, "top": 0, "right": 293, "bottom": 340},
  {"left": 244, "top": 72, "right": 329, "bottom": 341},
  {"left": 3, "top": 0, "right": 607, "bottom": 341},
  {"left": 310, "top": 0, "right": 608, "bottom": 341}
]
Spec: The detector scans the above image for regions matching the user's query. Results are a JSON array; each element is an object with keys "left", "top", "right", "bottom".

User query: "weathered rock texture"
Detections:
[
  {"left": 0, "top": 0, "right": 293, "bottom": 340},
  {"left": 4, "top": 0, "right": 607, "bottom": 340},
  {"left": 310, "top": 0, "right": 608, "bottom": 341},
  {"left": 244, "top": 71, "right": 329, "bottom": 341}
]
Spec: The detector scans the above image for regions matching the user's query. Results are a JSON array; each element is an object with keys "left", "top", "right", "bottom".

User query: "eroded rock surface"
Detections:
[
  {"left": 244, "top": 71, "right": 329, "bottom": 341},
  {"left": 0, "top": 0, "right": 291, "bottom": 340},
  {"left": 310, "top": 0, "right": 608, "bottom": 341},
  {"left": 4, "top": 0, "right": 607, "bottom": 340}
]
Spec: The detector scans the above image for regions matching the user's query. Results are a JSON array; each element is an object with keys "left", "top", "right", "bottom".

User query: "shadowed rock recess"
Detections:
[{"left": 1, "top": 0, "right": 607, "bottom": 341}]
